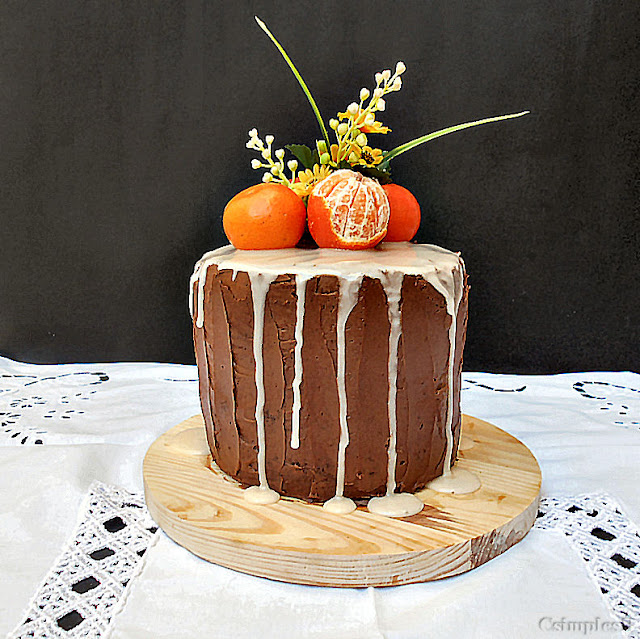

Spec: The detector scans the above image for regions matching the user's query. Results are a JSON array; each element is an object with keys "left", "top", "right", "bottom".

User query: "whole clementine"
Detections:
[
  {"left": 382, "top": 183, "right": 421, "bottom": 242},
  {"left": 307, "top": 169, "right": 390, "bottom": 250},
  {"left": 223, "top": 183, "right": 307, "bottom": 250}
]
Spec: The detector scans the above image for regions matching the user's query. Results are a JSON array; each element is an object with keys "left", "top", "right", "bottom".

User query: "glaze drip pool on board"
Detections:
[{"left": 190, "top": 242, "right": 479, "bottom": 515}]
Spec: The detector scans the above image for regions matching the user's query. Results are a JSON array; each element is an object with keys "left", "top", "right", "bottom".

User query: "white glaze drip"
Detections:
[
  {"left": 425, "top": 257, "right": 469, "bottom": 493},
  {"left": 190, "top": 257, "right": 210, "bottom": 329},
  {"left": 188, "top": 258, "right": 217, "bottom": 451},
  {"left": 426, "top": 259, "right": 479, "bottom": 494},
  {"left": 290, "top": 274, "right": 309, "bottom": 449},
  {"left": 328, "top": 276, "right": 362, "bottom": 514},
  {"left": 246, "top": 272, "right": 279, "bottom": 504},
  {"left": 380, "top": 271, "right": 404, "bottom": 496},
  {"left": 443, "top": 304, "right": 459, "bottom": 473}
]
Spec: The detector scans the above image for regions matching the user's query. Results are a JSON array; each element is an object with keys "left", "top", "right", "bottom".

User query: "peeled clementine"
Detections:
[
  {"left": 382, "top": 183, "right": 421, "bottom": 242},
  {"left": 223, "top": 183, "right": 307, "bottom": 250},
  {"left": 307, "top": 169, "right": 390, "bottom": 250}
]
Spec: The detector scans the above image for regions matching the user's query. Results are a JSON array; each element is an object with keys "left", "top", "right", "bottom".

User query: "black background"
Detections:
[{"left": 1, "top": 1, "right": 638, "bottom": 372}]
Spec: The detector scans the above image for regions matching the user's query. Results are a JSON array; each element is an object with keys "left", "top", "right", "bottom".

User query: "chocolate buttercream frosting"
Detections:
[{"left": 191, "top": 243, "right": 468, "bottom": 503}]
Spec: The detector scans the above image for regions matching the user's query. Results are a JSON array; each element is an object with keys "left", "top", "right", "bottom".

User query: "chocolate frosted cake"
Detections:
[
  {"left": 186, "top": 18, "right": 527, "bottom": 517},
  {"left": 190, "top": 242, "right": 473, "bottom": 516}
]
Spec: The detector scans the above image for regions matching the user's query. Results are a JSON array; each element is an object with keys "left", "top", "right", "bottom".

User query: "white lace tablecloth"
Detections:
[{"left": 1, "top": 356, "right": 638, "bottom": 639}]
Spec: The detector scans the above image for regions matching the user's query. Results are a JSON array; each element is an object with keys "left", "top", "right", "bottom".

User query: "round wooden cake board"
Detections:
[{"left": 143, "top": 414, "right": 541, "bottom": 588}]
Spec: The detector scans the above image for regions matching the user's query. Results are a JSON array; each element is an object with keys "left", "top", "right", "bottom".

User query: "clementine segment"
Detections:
[
  {"left": 223, "top": 183, "right": 307, "bottom": 250},
  {"left": 382, "top": 183, "right": 421, "bottom": 242},
  {"left": 307, "top": 169, "right": 390, "bottom": 249}
]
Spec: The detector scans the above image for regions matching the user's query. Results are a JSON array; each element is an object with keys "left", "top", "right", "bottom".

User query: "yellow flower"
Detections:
[
  {"left": 337, "top": 108, "right": 391, "bottom": 134},
  {"left": 289, "top": 163, "right": 333, "bottom": 198},
  {"left": 290, "top": 181, "right": 310, "bottom": 198},
  {"left": 331, "top": 142, "right": 358, "bottom": 164},
  {"left": 300, "top": 163, "right": 333, "bottom": 183},
  {"left": 359, "top": 119, "right": 391, "bottom": 134},
  {"left": 350, "top": 146, "right": 384, "bottom": 167}
]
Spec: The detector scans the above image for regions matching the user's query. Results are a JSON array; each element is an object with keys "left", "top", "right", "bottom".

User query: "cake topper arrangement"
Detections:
[{"left": 222, "top": 17, "right": 529, "bottom": 252}]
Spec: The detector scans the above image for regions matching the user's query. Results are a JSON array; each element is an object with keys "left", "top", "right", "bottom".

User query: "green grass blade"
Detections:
[
  {"left": 255, "top": 17, "right": 331, "bottom": 149},
  {"left": 379, "top": 111, "right": 530, "bottom": 169}
]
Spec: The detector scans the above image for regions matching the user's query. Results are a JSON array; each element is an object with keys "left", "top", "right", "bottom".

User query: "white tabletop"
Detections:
[{"left": 1, "top": 356, "right": 638, "bottom": 638}]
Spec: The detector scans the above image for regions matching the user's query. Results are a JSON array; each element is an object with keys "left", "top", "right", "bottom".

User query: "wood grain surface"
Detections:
[{"left": 143, "top": 414, "right": 541, "bottom": 587}]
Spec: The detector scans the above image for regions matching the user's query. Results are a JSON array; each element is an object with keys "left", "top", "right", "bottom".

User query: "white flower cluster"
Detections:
[
  {"left": 335, "top": 61, "right": 405, "bottom": 125},
  {"left": 329, "top": 61, "right": 406, "bottom": 165},
  {"left": 372, "top": 60, "right": 406, "bottom": 110},
  {"left": 246, "top": 128, "right": 298, "bottom": 185}
]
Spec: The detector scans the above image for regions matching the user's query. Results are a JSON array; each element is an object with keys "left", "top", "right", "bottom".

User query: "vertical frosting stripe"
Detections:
[{"left": 334, "top": 276, "right": 362, "bottom": 497}]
